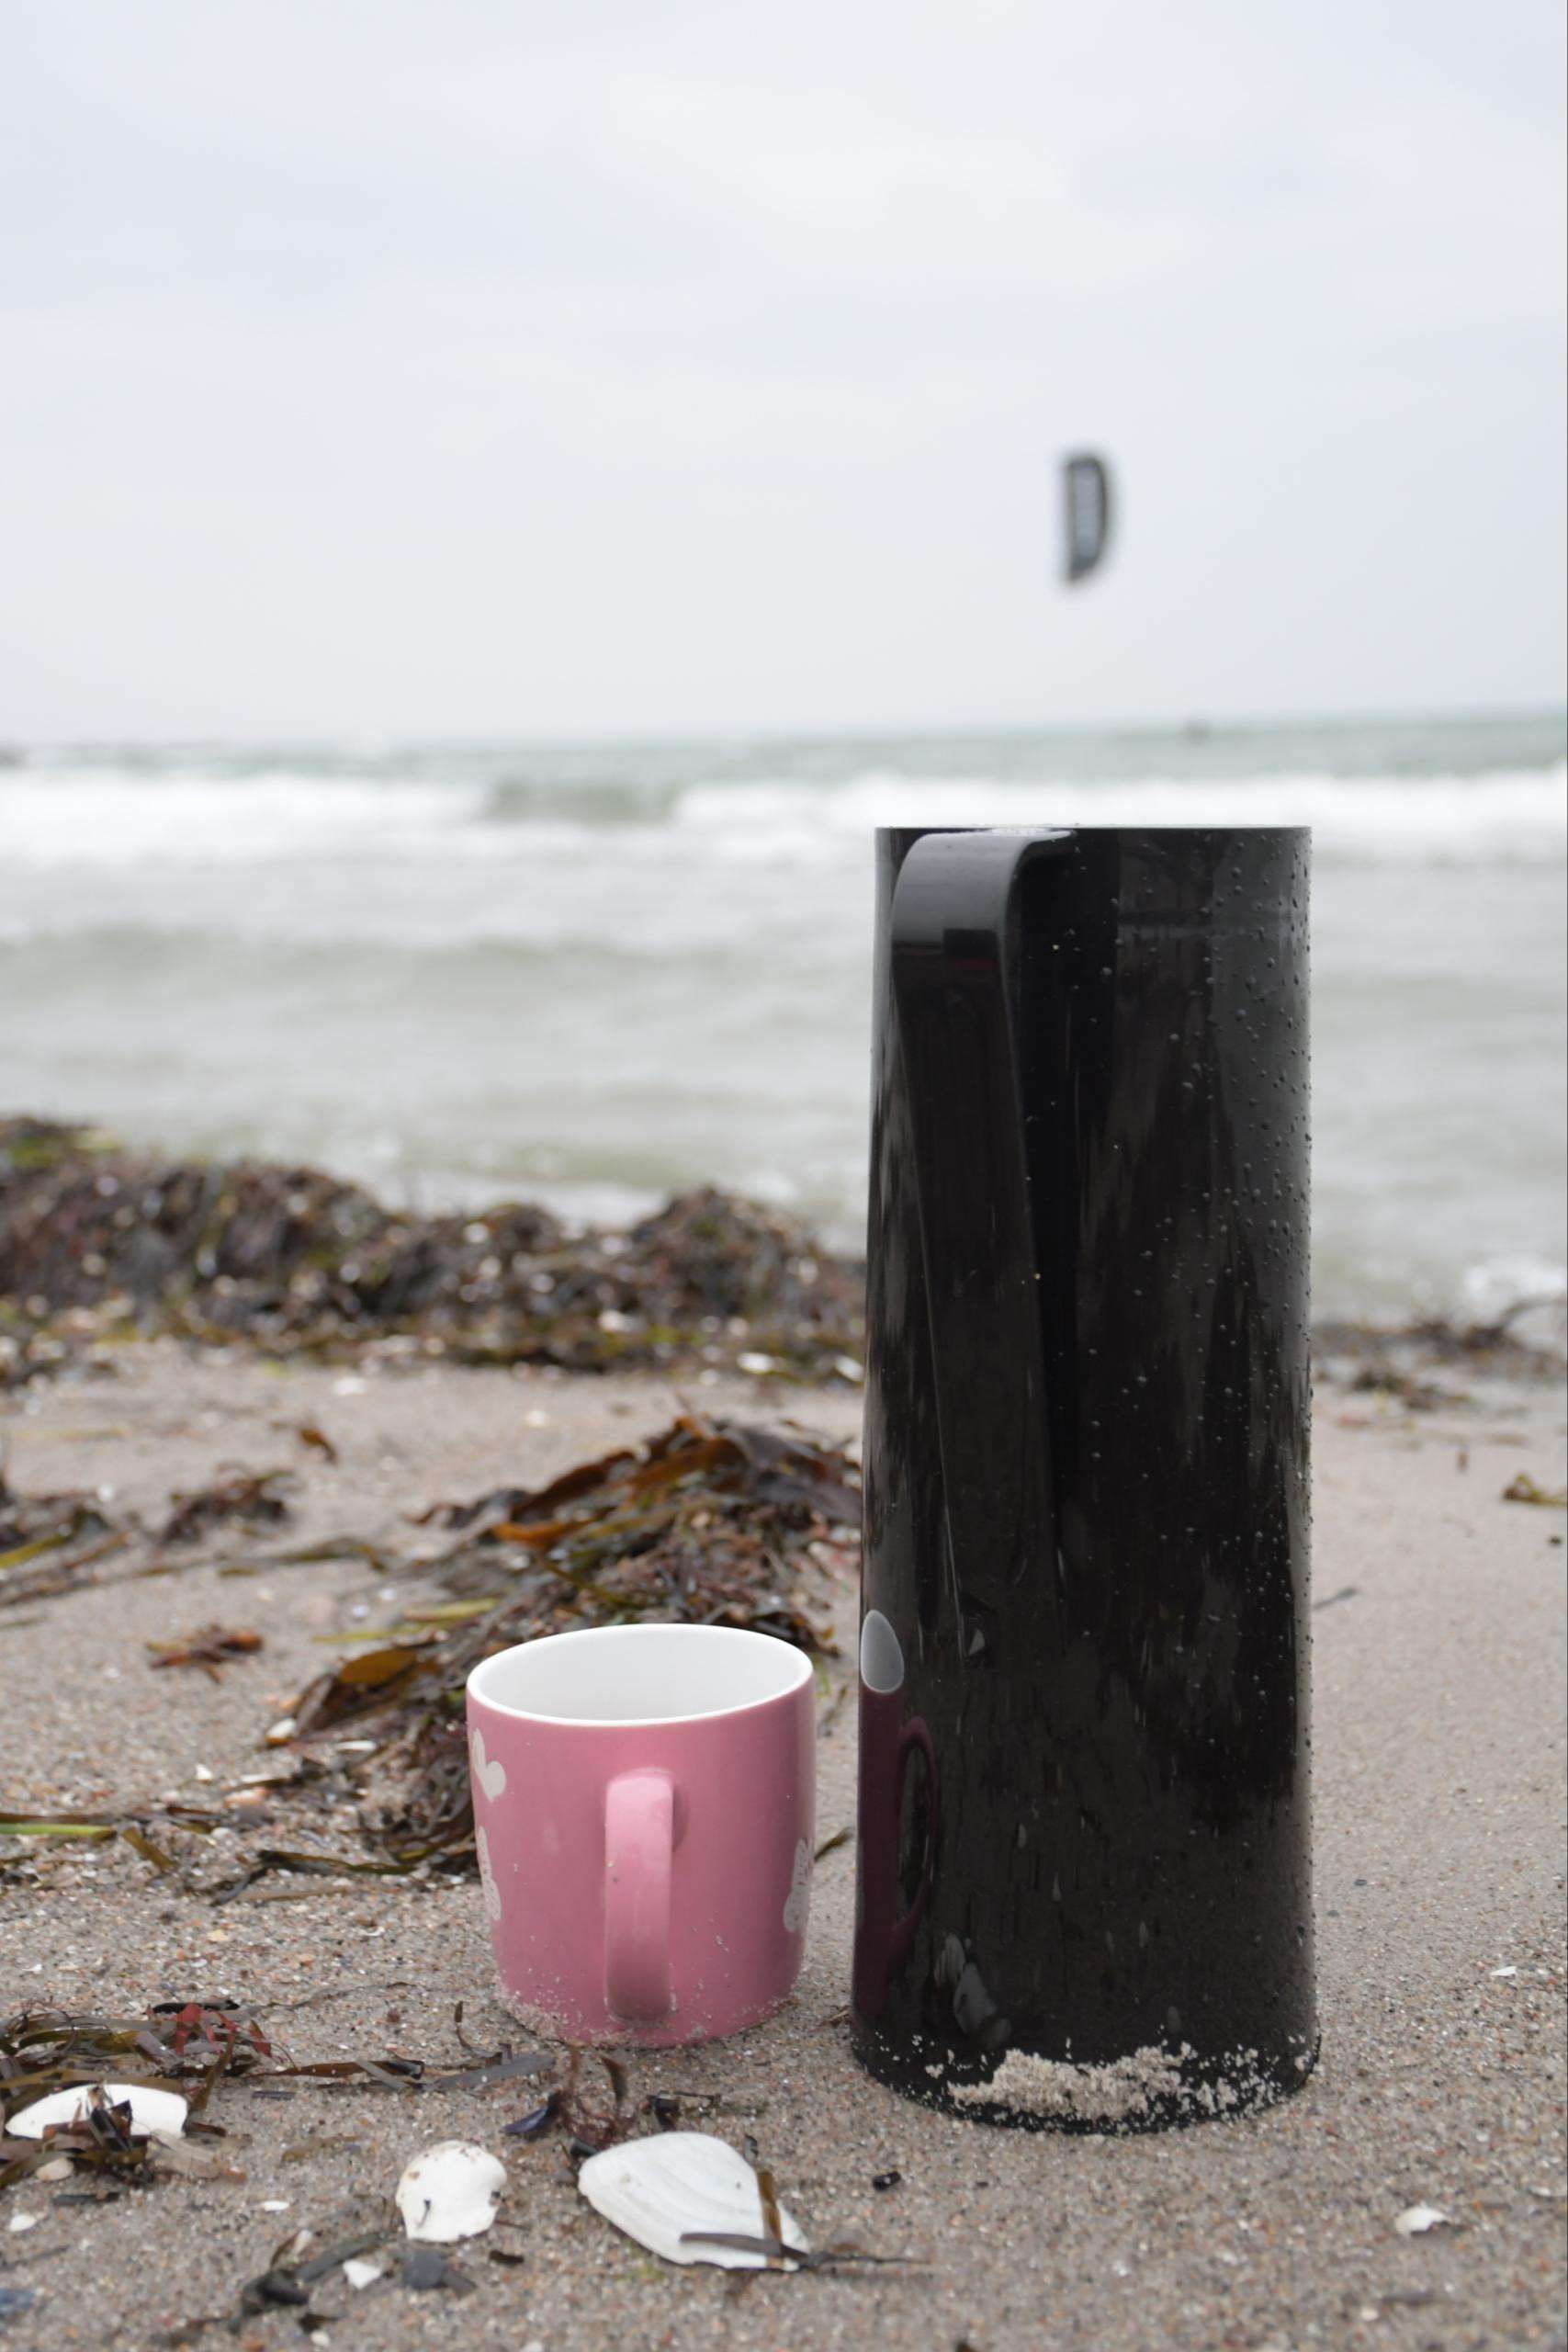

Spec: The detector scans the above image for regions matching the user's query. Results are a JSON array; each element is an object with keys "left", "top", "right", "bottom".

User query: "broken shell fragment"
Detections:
[
  {"left": 577, "top": 2132, "right": 808, "bottom": 2271},
  {"left": 396, "top": 2141, "right": 506, "bottom": 2244},
  {"left": 6, "top": 2084, "right": 188, "bottom": 2142},
  {"left": 1393, "top": 2203, "right": 1451, "bottom": 2236}
]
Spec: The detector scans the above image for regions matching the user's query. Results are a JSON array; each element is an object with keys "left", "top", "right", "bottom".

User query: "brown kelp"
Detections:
[
  {"left": 160, "top": 1469, "right": 295, "bottom": 1546},
  {"left": 146, "top": 1624, "right": 265, "bottom": 1679}
]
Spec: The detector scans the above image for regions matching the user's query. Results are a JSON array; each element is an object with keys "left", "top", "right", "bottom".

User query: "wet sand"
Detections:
[{"left": 2, "top": 1345, "right": 1563, "bottom": 2351}]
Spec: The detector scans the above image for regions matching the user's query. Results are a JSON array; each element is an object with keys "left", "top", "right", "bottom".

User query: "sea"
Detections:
[{"left": 1, "top": 713, "right": 1563, "bottom": 1325}]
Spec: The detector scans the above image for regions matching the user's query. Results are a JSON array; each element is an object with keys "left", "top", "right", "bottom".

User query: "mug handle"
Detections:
[
  {"left": 887, "top": 1716, "right": 937, "bottom": 1965},
  {"left": 604, "top": 1769, "right": 675, "bottom": 2021}
]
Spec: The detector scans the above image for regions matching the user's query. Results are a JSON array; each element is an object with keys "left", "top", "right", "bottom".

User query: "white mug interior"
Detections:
[{"left": 467, "top": 1622, "right": 813, "bottom": 1727}]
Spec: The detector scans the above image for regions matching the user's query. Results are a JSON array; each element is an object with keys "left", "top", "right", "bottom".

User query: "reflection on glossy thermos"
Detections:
[
  {"left": 852, "top": 1609, "right": 936, "bottom": 2020},
  {"left": 852, "top": 828, "right": 1316, "bottom": 2129}
]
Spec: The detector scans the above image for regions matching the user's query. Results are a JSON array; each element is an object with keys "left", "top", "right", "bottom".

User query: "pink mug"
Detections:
[{"left": 467, "top": 1623, "right": 816, "bottom": 2046}]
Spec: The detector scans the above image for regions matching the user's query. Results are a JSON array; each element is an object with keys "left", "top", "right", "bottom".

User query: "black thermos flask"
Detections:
[{"left": 852, "top": 827, "right": 1316, "bottom": 2128}]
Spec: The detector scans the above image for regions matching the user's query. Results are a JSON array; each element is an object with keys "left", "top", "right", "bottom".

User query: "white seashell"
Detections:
[
  {"left": 578, "top": 2132, "right": 809, "bottom": 2270},
  {"left": 396, "top": 2141, "right": 506, "bottom": 2243},
  {"left": 342, "top": 2256, "right": 385, "bottom": 2290},
  {"left": 1394, "top": 2203, "right": 1450, "bottom": 2236},
  {"left": 6, "top": 2084, "right": 187, "bottom": 2142}
]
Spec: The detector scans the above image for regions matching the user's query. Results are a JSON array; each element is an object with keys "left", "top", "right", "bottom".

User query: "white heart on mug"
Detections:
[
  {"left": 476, "top": 1826, "right": 503, "bottom": 1924},
  {"left": 471, "top": 1728, "right": 507, "bottom": 1804},
  {"left": 781, "top": 1837, "right": 812, "bottom": 1937}
]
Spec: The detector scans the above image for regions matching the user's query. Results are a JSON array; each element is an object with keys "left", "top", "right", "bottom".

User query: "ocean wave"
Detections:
[
  {"left": 669, "top": 768, "right": 1568, "bottom": 866},
  {"left": 0, "top": 770, "right": 489, "bottom": 870},
  {"left": 0, "top": 922, "right": 811, "bottom": 979},
  {"left": 479, "top": 774, "right": 687, "bottom": 827},
  {"left": 0, "top": 761, "right": 1561, "bottom": 873}
]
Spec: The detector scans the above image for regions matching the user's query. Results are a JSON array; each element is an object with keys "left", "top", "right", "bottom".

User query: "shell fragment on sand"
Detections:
[
  {"left": 578, "top": 2132, "right": 808, "bottom": 2271},
  {"left": 6, "top": 2083, "right": 188, "bottom": 2141},
  {"left": 1394, "top": 2203, "right": 1451, "bottom": 2236},
  {"left": 396, "top": 2141, "right": 506, "bottom": 2244}
]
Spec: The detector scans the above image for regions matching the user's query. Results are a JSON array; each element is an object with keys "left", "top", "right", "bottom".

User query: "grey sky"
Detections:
[{"left": 2, "top": 0, "right": 1563, "bottom": 737}]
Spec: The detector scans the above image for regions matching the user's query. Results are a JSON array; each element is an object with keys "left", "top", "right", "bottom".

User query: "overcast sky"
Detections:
[{"left": 1, "top": 0, "right": 1563, "bottom": 737}]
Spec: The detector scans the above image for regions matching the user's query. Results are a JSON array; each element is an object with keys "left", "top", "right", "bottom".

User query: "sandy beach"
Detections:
[
  {"left": 1, "top": 1340, "right": 1562, "bottom": 2352},
  {"left": 3, "top": 3, "right": 1562, "bottom": 2340}
]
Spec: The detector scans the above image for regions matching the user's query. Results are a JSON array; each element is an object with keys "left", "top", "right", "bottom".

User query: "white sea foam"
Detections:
[
  {"left": 668, "top": 769, "right": 1567, "bottom": 867},
  {"left": 0, "top": 770, "right": 486, "bottom": 869},
  {"left": 1462, "top": 1255, "right": 1568, "bottom": 1319}
]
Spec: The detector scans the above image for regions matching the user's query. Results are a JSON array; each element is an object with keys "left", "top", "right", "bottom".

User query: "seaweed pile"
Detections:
[
  {"left": 0, "top": 1117, "right": 865, "bottom": 1388},
  {"left": 1, "top": 1408, "right": 858, "bottom": 1860},
  {"left": 2, "top": 1408, "right": 858, "bottom": 1894},
  {"left": 269, "top": 1413, "right": 857, "bottom": 1871}
]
